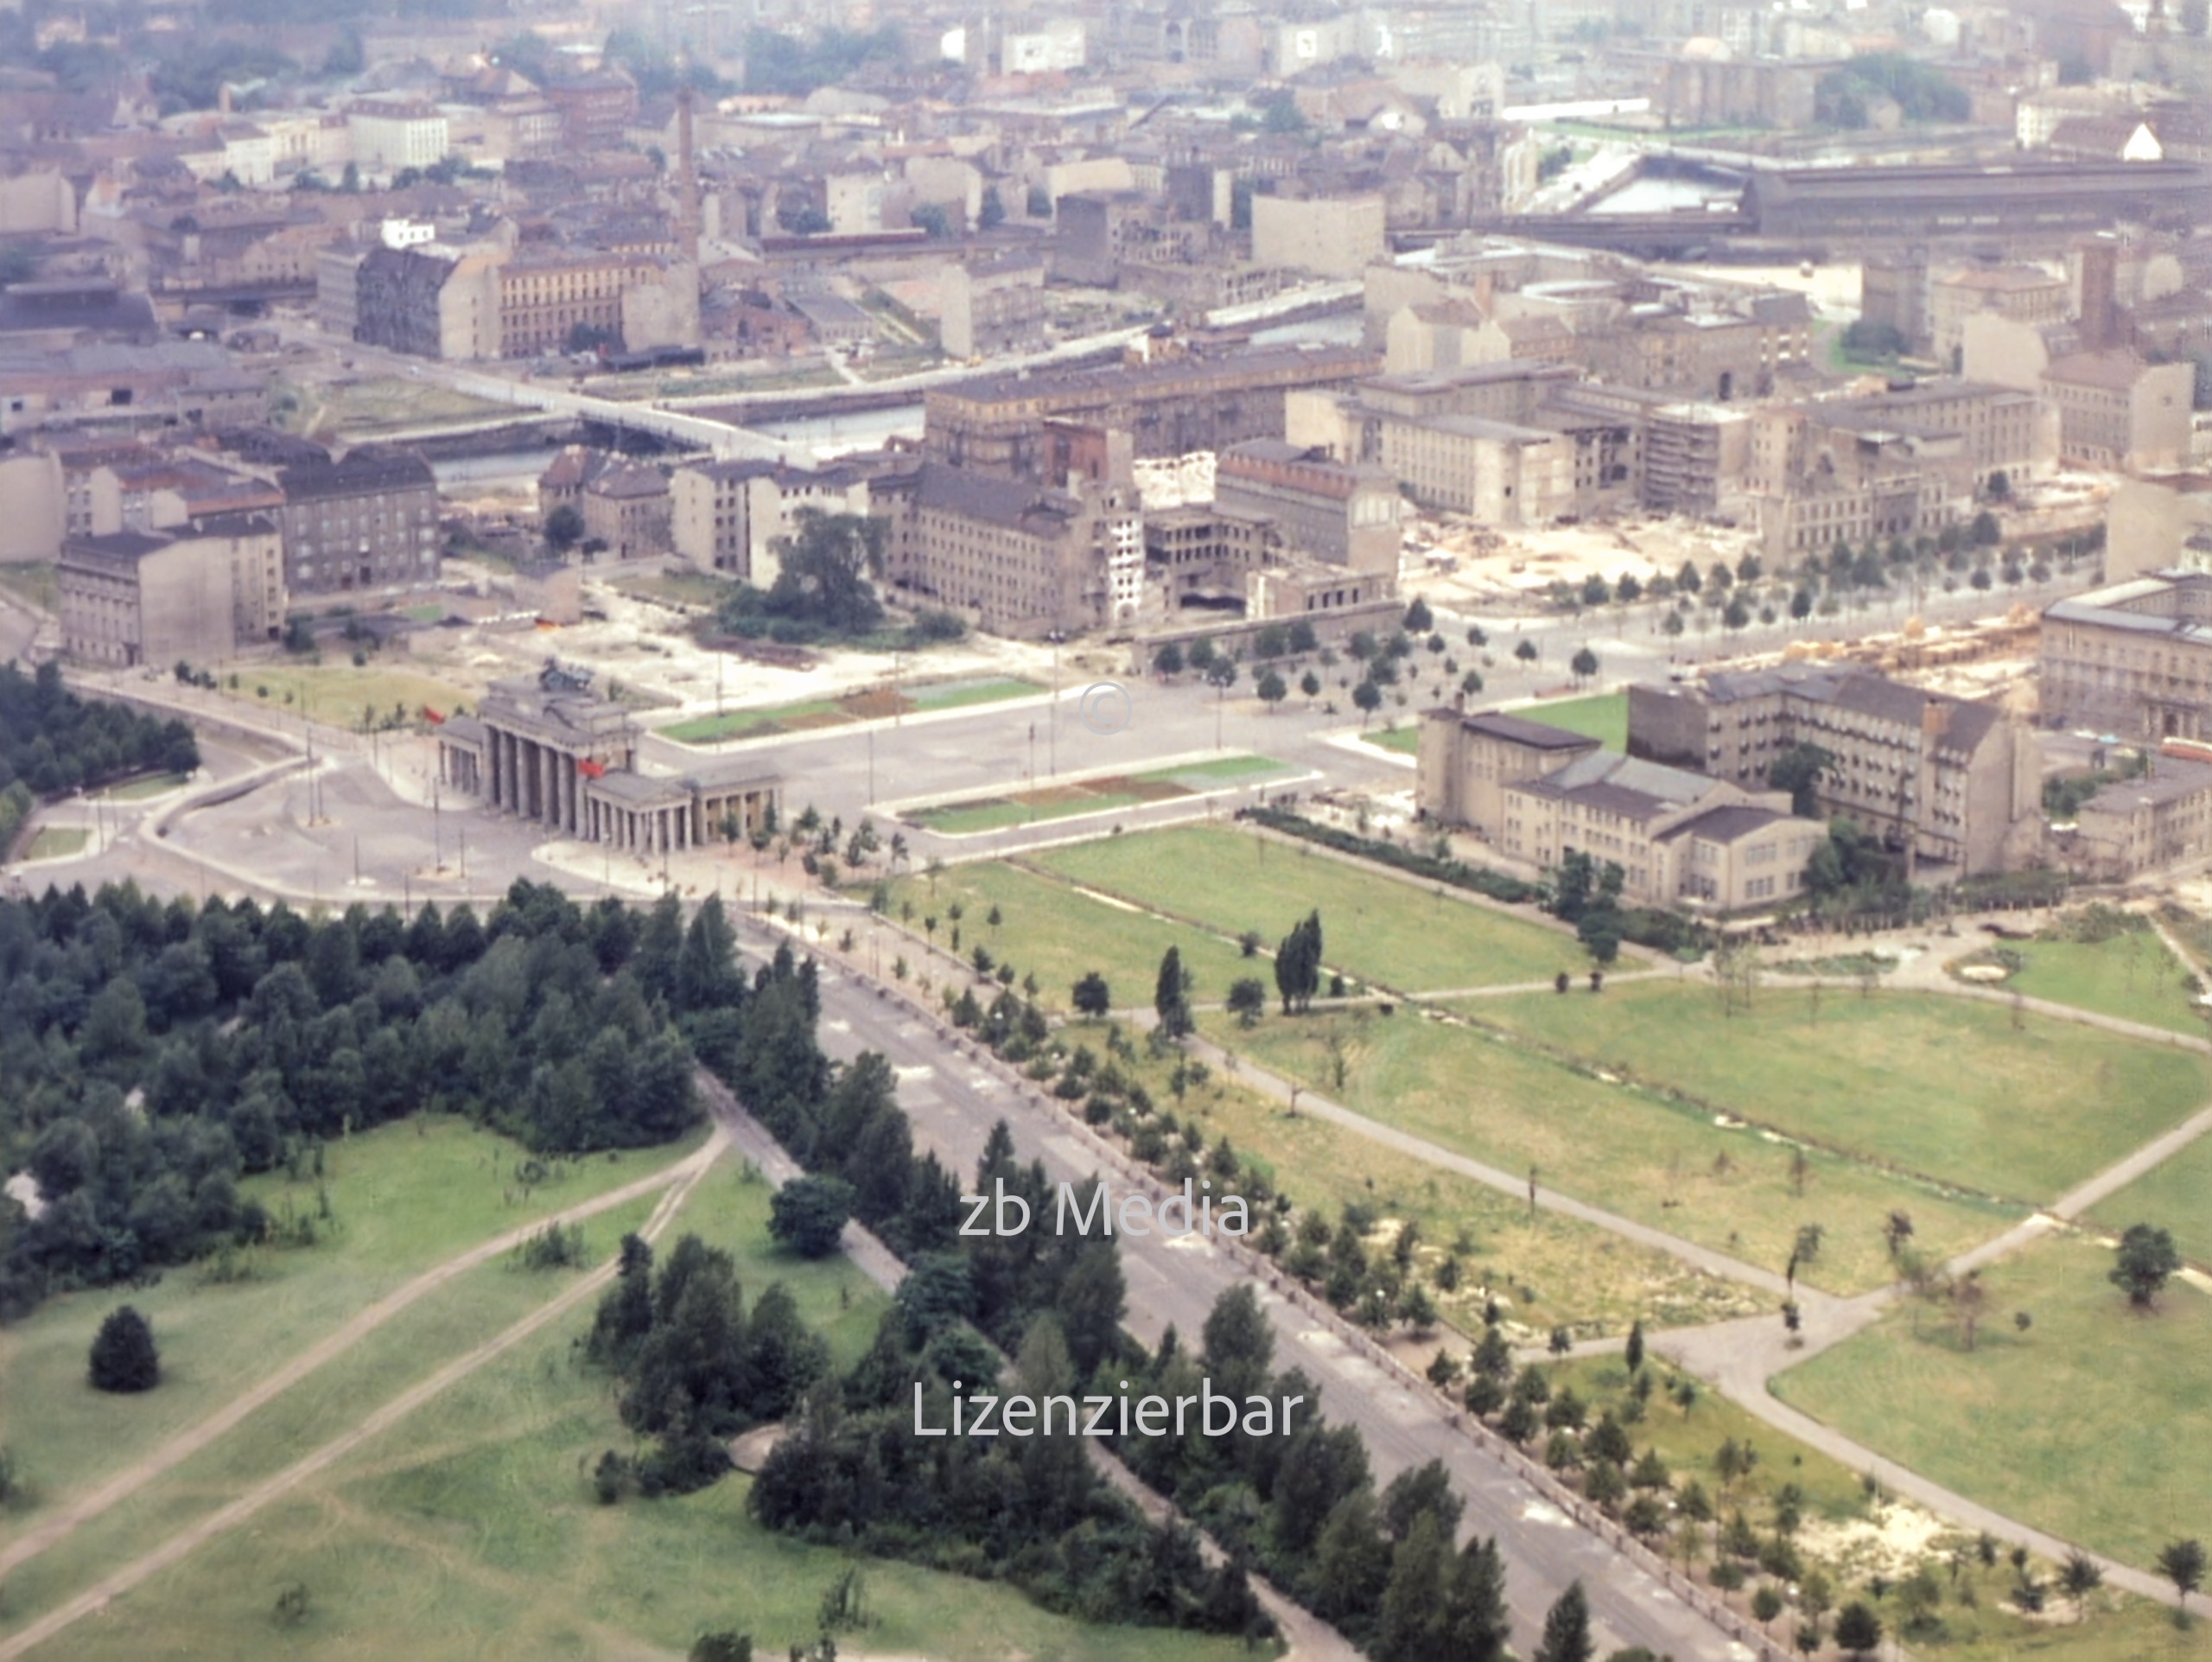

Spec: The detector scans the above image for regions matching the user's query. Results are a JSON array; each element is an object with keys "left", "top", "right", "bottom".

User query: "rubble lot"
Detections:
[
  {"left": 408, "top": 563, "right": 1074, "bottom": 722},
  {"left": 1403, "top": 513, "right": 1765, "bottom": 610}
]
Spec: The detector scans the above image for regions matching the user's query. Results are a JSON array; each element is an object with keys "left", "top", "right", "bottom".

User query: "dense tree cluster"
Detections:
[
  {"left": 587, "top": 1232, "right": 829, "bottom": 1497},
  {"left": 714, "top": 511, "right": 963, "bottom": 648},
  {"left": 741, "top": 24, "right": 904, "bottom": 96},
  {"left": 0, "top": 879, "right": 710, "bottom": 1321},
  {"left": 693, "top": 956, "right": 1266, "bottom": 1636},
  {"left": 1110, "top": 1284, "right": 1516, "bottom": 1659},
  {"left": 1815, "top": 53, "right": 1970, "bottom": 127},
  {"left": 1, "top": 661, "right": 199, "bottom": 806}
]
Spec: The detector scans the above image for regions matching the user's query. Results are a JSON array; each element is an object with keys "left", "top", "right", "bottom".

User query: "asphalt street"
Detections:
[{"left": 786, "top": 929, "right": 1755, "bottom": 1662}]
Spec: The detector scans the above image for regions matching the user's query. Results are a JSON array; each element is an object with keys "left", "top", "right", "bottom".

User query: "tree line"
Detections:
[
  {"left": 0, "top": 879, "right": 721, "bottom": 1321},
  {"left": 2, "top": 661, "right": 199, "bottom": 806}
]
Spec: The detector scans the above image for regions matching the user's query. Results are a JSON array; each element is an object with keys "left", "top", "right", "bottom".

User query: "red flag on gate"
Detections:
[
  {"left": 578, "top": 758, "right": 607, "bottom": 779},
  {"left": 421, "top": 706, "right": 445, "bottom": 724}
]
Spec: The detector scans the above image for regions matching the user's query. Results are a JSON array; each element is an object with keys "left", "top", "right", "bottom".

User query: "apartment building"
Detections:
[
  {"left": 2070, "top": 755, "right": 2212, "bottom": 880},
  {"left": 1928, "top": 265, "right": 2069, "bottom": 366},
  {"left": 1373, "top": 413, "right": 1574, "bottom": 526},
  {"left": 497, "top": 252, "right": 663, "bottom": 358},
  {"left": 1627, "top": 665, "right": 2042, "bottom": 876},
  {"left": 346, "top": 102, "right": 448, "bottom": 174},
  {"left": 276, "top": 451, "right": 438, "bottom": 597},
  {"left": 923, "top": 345, "right": 1378, "bottom": 481},
  {"left": 880, "top": 462, "right": 1143, "bottom": 638},
  {"left": 942, "top": 252, "right": 1048, "bottom": 360},
  {"left": 671, "top": 458, "right": 779, "bottom": 580},
  {"left": 60, "top": 513, "right": 283, "bottom": 665},
  {"left": 1416, "top": 708, "right": 1818, "bottom": 909},
  {"left": 2043, "top": 351, "right": 2195, "bottom": 471},
  {"left": 2041, "top": 570, "right": 2212, "bottom": 741},
  {"left": 1212, "top": 441, "right": 1402, "bottom": 574}
]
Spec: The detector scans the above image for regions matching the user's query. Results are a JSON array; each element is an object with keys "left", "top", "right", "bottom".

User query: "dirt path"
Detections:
[
  {"left": 0, "top": 1130, "right": 726, "bottom": 1588},
  {"left": 0, "top": 1130, "right": 722, "bottom": 1660}
]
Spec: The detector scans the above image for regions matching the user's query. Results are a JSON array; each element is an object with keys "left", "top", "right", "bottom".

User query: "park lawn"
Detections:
[
  {"left": 1, "top": 1186, "right": 668, "bottom": 1627},
  {"left": 909, "top": 757, "right": 1294, "bottom": 836},
  {"left": 1039, "top": 824, "right": 1600, "bottom": 995},
  {"left": 0, "top": 1117, "right": 703, "bottom": 1528},
  {"left": 914, "top": 786, "right": 1150, "bottom": 835},
  {"left": 1468, "top": 980, "right": 2212, "bottom": 1204},
  {"left": 219, "top": 661, "right": 475, "bottom": 729},
  {"left": 1205, "top": 1008, "right": 2020, "bottom": 1296},
  {"left": 910, "top": 675, "right": 1044, "bottom": 712},
  {"left": 1777, "top": 1233, "right": 2212, "bottom": 1569},
  {"left": 1365, "top": 724, "right": 1421, "bottom": 755},
  {"left": 1999, "top": 931, "right": 2206, "bottom": 1038},
  {"left": 1147, "top": 754, "right": 1292, "bottom": 786},
  {"left": 2091, "top": 1133, "right": 2212, "bottom": 1267},
  {"left": 879, "top": 861, "right": 1250, "bottom": 1011},
  {"left": 25, "top": 825, "right": 88, "bottom": 859},
  {"left": 1073, "top": 1019, "right": 1758, "bottom": 1335},
  {"left": 40, "top": 1167, "right": 1255, "bottom": 1662},
  {"left": 1518, "top": 691, "right": 1626, "bottom": 751}
]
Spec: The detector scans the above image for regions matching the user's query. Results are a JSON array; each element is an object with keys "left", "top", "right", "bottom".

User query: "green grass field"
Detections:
[
  {"left": 2092, "top": 1134, "right": 2212, "bottom": 1266},
  {"left": 879, "top": 860, "right": 1252, "bottom": 1010},
  {"left": 219, "top": 662, "right": 475, "bottom": 729},
  {"left": 25, "top": 825, "right": 88, "bottom": 859},
  {"left": 1470, "top": 981, "right": 2212, "bottom": 1203},
  {"left": 910, "top": 756, "right": 1293, "bottom": 836},
  {"left": 1553, "top": 1357, "right": 2202, "bottom": 1659},
  {"left": 662, "top": 698, "right": 842, "bottom": 743},
  {"left": 97, "top": 772, "right": 193, "bottom": 801},
  {"left": 1208, "top": 1008, "right": 2020, "bottom": 1295},
  {"left": 32, "top": 1162, "right": 1255, "bottom": 1662},
  {"left": 1039, "top": 825, "right": 1599, "bottom": 994},
  {"left": 660, "top": 678, "right": 1041, "bottom": 744},
  {"left": 1517, "top": 691, "right": 1627, "bottom": 751},
  {"left": 1992, "top": 930, "right": 2206, "bottom": 1038},
  {"left": 1365, "top": 724, "right": 1421, "bottom": 755},
  {"left": 1122, "top": 1024, "right": 1760, "bottom": 1335},
  {"left": 1777, "top": 1234, "right": 2212, "bottom": 1569},
  {"left": 0, "top": 1118, "right": 702, "bottom": 1528}
]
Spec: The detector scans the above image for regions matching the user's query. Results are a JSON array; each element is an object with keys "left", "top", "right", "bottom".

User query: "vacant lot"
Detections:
[
  {"left": 35, "top": 1164, "right": 1255, "bottom": 1662},
  {"left": 660, "top": 676, "right": 1039, "bottom": 744},
  {"left": 1040, "top": 824, "right": 1599, "bottom": 993},
  {"left": 878, "top": 860, "right": 1250, "bottom": 1011},
  {"left": 1209, "top": 1008, "right": 2019, "bottom": 1295},
  {"left": 1471, "top": 980, "right": 2212, "bottom": 1203},
  {"left": 0, "top": 1118, "right": 701, "bottom": 1531},
  {"left": 1777, "top": 1233, "right": 2212, "bottom": 1568}
]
